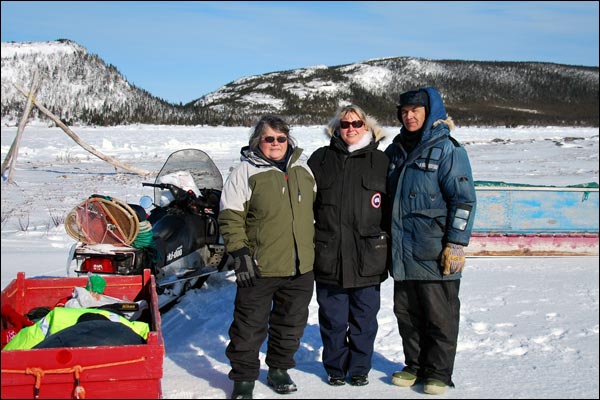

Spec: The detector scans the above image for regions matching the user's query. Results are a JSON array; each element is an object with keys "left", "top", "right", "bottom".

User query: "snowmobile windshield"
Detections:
[{"left": 154, "top": 149, "right": 223, "bottom": 204}]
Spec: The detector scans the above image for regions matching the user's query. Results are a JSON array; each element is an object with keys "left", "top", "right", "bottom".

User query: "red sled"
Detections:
[{"left": 1, "top": 269, "right": 164, "bottom": 399}]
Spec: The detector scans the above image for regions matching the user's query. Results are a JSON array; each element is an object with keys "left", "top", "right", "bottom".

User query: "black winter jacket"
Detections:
[{"left": 308, "top": 134, "right": 389, "bottom": 288}]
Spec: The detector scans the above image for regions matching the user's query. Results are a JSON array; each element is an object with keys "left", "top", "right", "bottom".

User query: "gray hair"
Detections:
[{"left": 249, "top": 115, "right": 296, "bottom": 150}]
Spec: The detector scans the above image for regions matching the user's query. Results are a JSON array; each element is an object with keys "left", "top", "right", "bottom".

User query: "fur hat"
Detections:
[{"left": 397, "top": 90, "right": 430, "bottom": 121}]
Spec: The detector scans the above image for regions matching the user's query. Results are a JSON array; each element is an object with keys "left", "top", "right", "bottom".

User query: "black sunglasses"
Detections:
[
  {"left": 262, "top": 136, "right": 288, "bottom": 143},
  {"left": 340, "top": 120, "right": 364, "bottom": 129}
]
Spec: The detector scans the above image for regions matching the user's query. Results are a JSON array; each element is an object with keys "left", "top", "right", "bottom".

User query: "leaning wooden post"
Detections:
[
  {"left": 1, "top": 72, "right": 41, "bottom": 182},
  {"left": 14, "top": 84, "right": 153, "bottom": 176}
]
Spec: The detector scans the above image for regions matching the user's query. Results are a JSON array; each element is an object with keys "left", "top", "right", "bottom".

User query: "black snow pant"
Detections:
[
  {"left": 393, "top": 279, "right": 460, "bottom": 387},
  {"left": 226, "top": 271, "right": 314, "bottom": 382},
  {"left": 316, "top": 282, "right": 381, "bottom": 378}
]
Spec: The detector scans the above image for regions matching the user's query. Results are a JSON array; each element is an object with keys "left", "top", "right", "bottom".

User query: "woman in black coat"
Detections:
[{"left": 308, "top": 104, "right": 389, "bottom": 387}]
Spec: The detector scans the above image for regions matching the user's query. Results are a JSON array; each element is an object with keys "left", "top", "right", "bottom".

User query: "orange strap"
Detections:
[{"left": 2, "top": 357, "right": 146, "bottom": 399}]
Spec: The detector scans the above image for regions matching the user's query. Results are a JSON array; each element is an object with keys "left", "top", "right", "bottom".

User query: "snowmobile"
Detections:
[{"left": 65, "top": 149, "right": 232, "bottom": 309}]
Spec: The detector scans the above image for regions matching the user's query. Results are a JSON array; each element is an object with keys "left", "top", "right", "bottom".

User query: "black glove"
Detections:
[{"left": 230, "top": 247, "right": 258, "bottom": 288}]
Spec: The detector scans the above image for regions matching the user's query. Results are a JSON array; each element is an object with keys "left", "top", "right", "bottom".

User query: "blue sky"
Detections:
[{"left": 2, "top": 1, "right": 598, "bottom": 105}]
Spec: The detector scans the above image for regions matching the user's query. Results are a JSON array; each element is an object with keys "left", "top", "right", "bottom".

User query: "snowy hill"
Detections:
[
  {"left": 194, "top": 56, "right": 599, "bottom": 126},
  {"left": 2, "top": 40, "right": 598, "bottom": 127},
  {"left": 1, "top": 40, "right": 189, "bottom": 125}
]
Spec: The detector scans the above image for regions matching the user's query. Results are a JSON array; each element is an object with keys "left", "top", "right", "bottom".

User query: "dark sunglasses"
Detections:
[
  {"left": 262, "top": 136, "right": 288, "bottom": 143},
  {"left": 340, "top": 120, "right": 364, "bottom": 129}
]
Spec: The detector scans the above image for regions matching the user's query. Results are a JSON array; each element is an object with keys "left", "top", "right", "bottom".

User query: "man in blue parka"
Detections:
[{"left": 384, "top": 87, "right": 476, "bottom": 395}]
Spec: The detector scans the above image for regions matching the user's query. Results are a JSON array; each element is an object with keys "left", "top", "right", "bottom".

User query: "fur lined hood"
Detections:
[
  {"left": 420, "top": 86, "right": 454, "bottom": 136},
  {"left": 432, "top": 116, "right": 455, "bottom": 132}
]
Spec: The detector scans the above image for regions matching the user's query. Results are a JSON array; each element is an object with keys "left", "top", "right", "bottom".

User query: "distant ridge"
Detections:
[{"left": 2, "top": 40, "right": 598, "bottom": 127}]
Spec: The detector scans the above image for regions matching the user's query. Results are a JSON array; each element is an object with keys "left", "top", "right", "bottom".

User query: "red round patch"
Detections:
[
  {"left": 56, "top": 349, "right": 73, "bottom": 364},
  {"left": 371, "top": 192, "right": 382, "bottom": 208}
]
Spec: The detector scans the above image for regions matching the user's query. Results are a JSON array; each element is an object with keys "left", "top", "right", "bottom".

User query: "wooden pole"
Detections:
[
  {"left": 1, "top": 72, "right": 41, "bottom": 182},
  {"left": 13, "top": 84, "right": 153, "bottom": 176}
]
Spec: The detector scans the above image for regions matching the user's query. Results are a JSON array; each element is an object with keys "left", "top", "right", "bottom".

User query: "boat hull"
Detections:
[{"left": 469, "top": 185, "right": 599, "bottom": 256}]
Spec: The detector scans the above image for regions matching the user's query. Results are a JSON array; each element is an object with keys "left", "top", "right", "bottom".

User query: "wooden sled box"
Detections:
[{"left": 1, "top": 269, "right": 164, "bottom": 399}]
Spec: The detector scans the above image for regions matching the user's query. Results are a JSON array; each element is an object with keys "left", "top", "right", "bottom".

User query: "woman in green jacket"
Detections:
[{"left": 219, "top": 115, "right": 316, "bottom": 399}]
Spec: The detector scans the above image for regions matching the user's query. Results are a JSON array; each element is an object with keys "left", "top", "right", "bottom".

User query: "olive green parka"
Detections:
[{"left": 219, "top": 146, "right": 316, "bottom": 277}]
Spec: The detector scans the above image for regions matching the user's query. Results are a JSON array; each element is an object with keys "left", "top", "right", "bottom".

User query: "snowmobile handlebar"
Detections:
[
  {"left": 142, "top": 182, "right": 180, "bottom": 191},
  {"left": 142, "top": 182, "right": 194, "bottom": 194},
  {"left": 142, "top": 182, "right": 220, "bottom": 216},
  {"left": 142, "top": 181, "right": 197, "bottom": 206}
]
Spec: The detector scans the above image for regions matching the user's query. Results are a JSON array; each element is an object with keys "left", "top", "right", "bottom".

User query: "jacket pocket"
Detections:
[
  {"left": 410, "top": 208, "right": 446, "bottom": 261},
  {"left": 361, "top": 176, "right": 386, "bottom": 224},
  {"left": 314, "top": 230, "right": 338, "bottom": 275},
  {"left": 358, "top": 229, "right": 389, "bottom": 277},
  {"left": 362, "top": 175, "right": 387, "bottom": 193}
]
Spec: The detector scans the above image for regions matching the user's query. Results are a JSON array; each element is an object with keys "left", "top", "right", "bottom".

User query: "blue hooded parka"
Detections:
[{"left": 385, "top": 87, "right": 477, "bottom": 281}]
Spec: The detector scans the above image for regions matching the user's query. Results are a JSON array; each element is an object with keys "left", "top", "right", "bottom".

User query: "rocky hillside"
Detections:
[
  {"left": 2, "top": 40, "right": 598, "bottom": 127},
  {"left": 193, "top": 57, "right": 599, "bottom": 127}
]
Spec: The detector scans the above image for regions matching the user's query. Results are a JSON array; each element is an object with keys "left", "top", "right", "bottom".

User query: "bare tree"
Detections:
[{"left": 12, "top": 84, "right": 153, "bottom": 176}]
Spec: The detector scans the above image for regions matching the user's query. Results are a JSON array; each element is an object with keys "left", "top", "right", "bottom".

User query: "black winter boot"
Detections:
[
  {"left": 231, "top": 380, "right": 254, "bottom": 399},
  {"left": 349, "top": 374, "right": 369, "bottom": 386},
  {"left": 267, "top": 368, "right": 298, "bottom": 394}
]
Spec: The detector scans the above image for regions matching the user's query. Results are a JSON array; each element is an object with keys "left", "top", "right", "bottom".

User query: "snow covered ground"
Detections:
[{"left": 1, "top": 123, "right": 599, "bottom": 398}]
